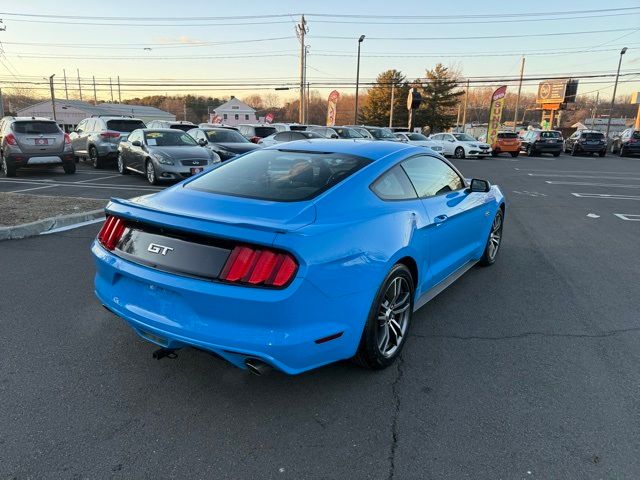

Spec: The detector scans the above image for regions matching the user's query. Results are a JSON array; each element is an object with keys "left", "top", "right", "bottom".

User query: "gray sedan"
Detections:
[{"left": 117, "top": 129, "right": 220, "bottom": 184}]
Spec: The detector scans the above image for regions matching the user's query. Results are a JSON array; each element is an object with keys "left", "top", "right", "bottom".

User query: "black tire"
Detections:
[
  {"left": 552, "top": 152, "right": 560, "bottom": 157},
  {"left": 598, "top": 149, "right": 606, "bottom": 157},
  {"left": 62, "top": 162, "right": 76, "bottom": 174},
  {"left": 491, "top": 150, "right": 498, "bottom": 157},
  {"left": 454, "top": 147, "right": 465, "bottom": 159},
  {"left": 145, "top": 159, "right": 158, "bottom": 185},
  {"left": 117, "top": 154, "right": 129, "bottom": 175},
  {"left": 354, "top": 264, "right": 414, "bottom": 370},
  {"left": 1, "top": 155, "right": 16, "bottom": 177},
  {"left": 479, "top": 209, "right": 504, "bottom": 266},
  {"left": 611, "top": 143, "right": 619, "bottom": 155},
  {"left": 89, "top": 146, "right": 103, "bottom": 169},
  {"left": 510, "top": 151, "right": 519, "bottom": 158},
  {"left": 526, "top": 145, "right": 536, "bottom": 157},
  {"left": 619, "top": 146, "right": 626, "bottom": 157}
]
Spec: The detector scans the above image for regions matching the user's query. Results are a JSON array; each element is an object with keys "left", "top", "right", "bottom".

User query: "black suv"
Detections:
[
  {"left": 520, "top": 130, "right": 563, "bottom": 157},
  {"left": 611, "top": 128, "right": 640, "bottom": 157},
  {"left": 563, "top": 130, "right": 606, "bottom": 157}
]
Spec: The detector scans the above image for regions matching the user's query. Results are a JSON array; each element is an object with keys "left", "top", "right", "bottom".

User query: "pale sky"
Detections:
[{"left": 0, "top": 0, "right": 639, "bottom": 103}]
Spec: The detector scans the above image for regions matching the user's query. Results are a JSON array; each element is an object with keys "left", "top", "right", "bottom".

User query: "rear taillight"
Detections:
[
  {"left": 5, "top": 133, "right": 17, "bottom": 146},
  {"left": 100, "top": 131, "right": 121, "bottom": 139},
  {"left": 64, "top": 133, "right": 71, "bottom": 145},
  {"left": 97, "top": 216, "right": 126, "bottom": 250},
  {"left": 249, "top": 136, "right": 261, "bottom": 144},
  {"left": 220, "top": 246, "right": 298, "bottom": 287}
]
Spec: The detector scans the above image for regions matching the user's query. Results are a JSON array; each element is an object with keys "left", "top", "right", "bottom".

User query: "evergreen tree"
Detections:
[
  {"left": 414, "top": 64, "right": 463, "bottom": 133},
  {"left": 360, "top": 70, "right": 409, "bottom": 127}
]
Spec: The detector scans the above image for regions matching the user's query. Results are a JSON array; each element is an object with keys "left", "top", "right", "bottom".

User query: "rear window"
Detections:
[
  {"left": 582, "top": 132, "right": 604, "bottom": 140},
  {"left": 335, "top": 128, "right": 364, "bottom": 139},
  {"left": 205, "top": 129, "right": 249, "bottom": 143},
  {"left": 289, "top": 125, "right": 307, "bottom": 131},
  {"left": 186, "top": 149, "right": 371, "bottom": 201},
  {"left": 369, "top": 128, "right": 396, "bottom": 139},
  {"left": 254, "top": 127, "right": 277, "bottom": 138},
  {"left": 106, "top": 120, "right": 146, "bottom": 132},
  {"left": 170, "top": 124, "right": 195, "bottom": 132},
  {"left": 13, "top": 121, "right": 60, "bottom": 134},
  {"left": 497, "top": 132, "right": 518, "bottom": 139},
  {"left": 540, "top": 131, "right": 561, "bottom": 139}
]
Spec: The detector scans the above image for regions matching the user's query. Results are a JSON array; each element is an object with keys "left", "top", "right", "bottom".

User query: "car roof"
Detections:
[
  {"left": 12, "top": 116, "right": 55, "bottom": 122},
  {"left": 273, "top": 139, "right": 413, "bottom": 159},
  {"left": 140, "top": 128, "right": 186, "bottom": 132}
]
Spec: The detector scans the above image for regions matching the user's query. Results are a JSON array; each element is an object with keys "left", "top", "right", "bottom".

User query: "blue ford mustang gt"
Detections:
[{"left": 92, "top": 140, "right": 505, "bottom": 375}]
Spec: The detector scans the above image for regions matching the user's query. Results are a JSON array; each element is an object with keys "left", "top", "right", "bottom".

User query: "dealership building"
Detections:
[{"left": 16, "top": 100, "right": 175, "bottom": 132}]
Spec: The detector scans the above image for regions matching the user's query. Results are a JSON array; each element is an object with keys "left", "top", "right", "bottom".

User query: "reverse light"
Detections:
[
  {"left": 220, "top": 246, "right": 298, "bottom": 287},
  {"left": 97, "top": 216, "right": 125, "bottom": 251},
  {"left": 5, "top": 133, "right": 17, "bottom": 146}
]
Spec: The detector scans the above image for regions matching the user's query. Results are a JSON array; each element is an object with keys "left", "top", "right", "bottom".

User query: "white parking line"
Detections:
[
  {"left": 614, "top": 214, "right": 640, "bottom": 221},
  {"left": 41, "top": 217, "right": 105, "bottom": 235},
  {"left": 546, "top": 181, "right": 640, "bottom": 189},
  {"left": 74, "top": 174, "right": 122, "bottom": 184},
  {"left": 516, "top": 168, "right": 639, "bottom": 175},
  {"left": 572, "top": 193, "right": 640, "bottom": 200},
  {"left": 8, "top": 185, "right": 59, "bottom": 193},
  {"left": 530, "top": 173, "right": 640, "bottom": 181},
  {"left": 0, "top": 178, "right": 161, "bottom": 191}
]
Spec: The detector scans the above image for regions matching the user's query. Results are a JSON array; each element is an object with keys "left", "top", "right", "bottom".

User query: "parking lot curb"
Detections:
[{"left": 0, "top": 209, "right": 105, "bottom": 241}]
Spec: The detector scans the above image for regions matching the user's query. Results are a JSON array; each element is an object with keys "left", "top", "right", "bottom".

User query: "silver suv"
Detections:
[
  {"left": 70, "top": 116, "right": 146, "bottom": 169},
  {"left": 1, "top": 117, "right": 75, "bottom": 177}
]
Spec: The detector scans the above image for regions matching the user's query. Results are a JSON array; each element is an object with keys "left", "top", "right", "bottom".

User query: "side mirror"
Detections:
[
  {"left": 132, "top": 140, "right": 142, "bottom": 147},
  {"left": 198, "top": 138, "right": 208, "bottom": 146},
  {"left": 449, "top": 139, "right": 455, "bottom": 142},
  {"left": 330, "top": 134, "right": 339, "bottom": 139},
  {"left": 469, "top": 178, "right": 491, "bottom": 193}
]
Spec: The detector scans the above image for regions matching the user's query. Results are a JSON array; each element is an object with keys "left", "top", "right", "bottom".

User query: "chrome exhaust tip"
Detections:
[{"left": 245, "top": 358, "right": 272, "bottom": 376}]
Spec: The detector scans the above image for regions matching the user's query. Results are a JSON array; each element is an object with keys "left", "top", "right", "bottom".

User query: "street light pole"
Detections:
[
  {"left": 605, "top": 47, "right": 627, "bottom": 140},
  {"left": 354, "top": 34, "right": 365, "bottom": 124},
  {"left": 49, "top": 74, "right": 57, "bottom": 122}
]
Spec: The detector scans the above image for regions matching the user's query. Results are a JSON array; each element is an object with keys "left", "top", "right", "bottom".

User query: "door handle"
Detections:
[{"left": 434, "top": 214, "right": 448, "bottom": 225}]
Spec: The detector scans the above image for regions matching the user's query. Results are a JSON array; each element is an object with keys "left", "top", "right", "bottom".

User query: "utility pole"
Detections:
[
  {"left": 306, "top": 81, "right": 310, "bottom": 124},
  {"left": 0, "top": 88, "right": 4, "bottom": 116},
  {"left": 109, "top": 77, "right": 114, "bottom": 102},
  {"left": 389, "top": 78, "right": 395, "bottom": 128},
  {"left": 63, "top": 69, "right": 69, "bottom": 100},
  {"left": 354, "top": 34, "right": 365, "bottom": 124},
  {"left": 512, "top": 56, "right": 525, "bottom": 132},
  {"left": 77, "top": 69, "right": 82, "bottom": 101},
  {"left": 605, "top": 47, "right": 627, "bottom": 140},
  {"left": 183, "top": 102, "right": 187, "bottom": 121},
  {"left": 456, "top": 104, "right": 461, "bottom": 131},
  {"left": 296, "top": 15, "right": 307, "bottom": 124},
  {"left": 462, "top": 78, "right": 470, "bottom": 132},
  {"left": 93, "top": 76, "right": 97, "bottom": 104},
  {"left": 117, "top": 75, "right": 121, "bottom": 102},
  {"left": 590, "top": 91, "right": 599, "bottom": 127},
  {"left": 49, "top": 74, "right": 57, "bottom": 121}
]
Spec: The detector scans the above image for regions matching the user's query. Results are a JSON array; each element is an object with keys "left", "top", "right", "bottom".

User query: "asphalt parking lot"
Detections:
[{"left": 1, "top": 152, "right": 639, "bottom": 479}]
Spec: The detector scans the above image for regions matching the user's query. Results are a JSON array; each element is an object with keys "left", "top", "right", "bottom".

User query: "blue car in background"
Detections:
[{"left": 92, "top": 140, "right": 505, "bottom": 375}]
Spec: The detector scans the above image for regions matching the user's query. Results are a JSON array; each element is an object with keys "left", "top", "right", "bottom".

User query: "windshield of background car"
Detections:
[
  {"left": 144, "top": 130, "right": 198, "bottom": 146},
  {"left": 12, "top": 121, "right": 60, "bottom": 134},
  {"left": 540, "top": 131, "right": 561, "bottom": 139},
  {"left": 370, "top": 128, "right": 396, "bottom": 139},
  {"left": 453, "top": 133, "right": 476, "bottom": 142},
  {"left": 497, "top": 132, "right": 518, "bottom": 139},
  {"left": 255, "top": 127, "right": 277, "bottom": 137},
  {"left": 205, "top": 129, "right": 250, "bottom": 143},
  {"left": 582, "top": 132, "right": 604, "bottom": 140},
  {"left": 335, "top": 128, "right": 364, "bottom": 139},
  {"left": 407, "top": 133, "right": 428, "bottom": 141},
  {"left": 106, "top": 120, "right": 146, "bottom": 132},
  {"left": 186, "top": 149, "right": 372, "bottom": 201}
]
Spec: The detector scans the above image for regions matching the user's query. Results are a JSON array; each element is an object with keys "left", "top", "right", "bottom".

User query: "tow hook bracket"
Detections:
[{"left": 152, "top": 348, "right": 178, "bottom": 360}]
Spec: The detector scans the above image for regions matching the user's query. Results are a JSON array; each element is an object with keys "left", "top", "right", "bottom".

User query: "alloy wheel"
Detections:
[
  {"left": 487, "top": 212, "right": 503, "bottom": 261},
  {"left": 377, "top": 277, "right": 411, "bottom": 358},
  {"left": 146, "top": 161, "right": 156, "bottom": 184},
  {"left": 1, "top": 157, "right": 6, "bottom": 175},
  {"left": 117, "top": 155, "right": 124, "bottom": 173}
]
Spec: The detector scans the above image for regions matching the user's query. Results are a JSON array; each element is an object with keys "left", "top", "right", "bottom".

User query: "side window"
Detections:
[
  {"left": 76, "top": 120, "right": 87, "bottom": 132},
  {"left": 223, "top": 113, "right": 228, "bottom": 120},
  {"left": 274, "top": 132, "right": 291, "bottom": 141},
  {"left": 128, "top": 131, "right": 140, "bottom": 143},
  {"left": 371, "top": 165, "right": 417, "bottom": 201},
  {"left": 234, "top": 114, "right": 239, "bottom": 120},
  {"left": 446, "top": 134, "right": 455, "bottom": 142},
  {"left": 401, "top": 155, "right": 464, "bottom": 197},
  {"left": 245, "top": 114, "right": 249, "bottom": 120}
]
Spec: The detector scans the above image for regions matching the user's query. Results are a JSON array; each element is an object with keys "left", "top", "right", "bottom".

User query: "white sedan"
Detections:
[
  {"left": 429, "top": 133, "right": 491, "bottom": 159},
  {"left": 259, "top": 130, "right": 323, "bottom": 147},
  {"left": 394, "top": 132, "right": 444, "bottom": 154}
]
